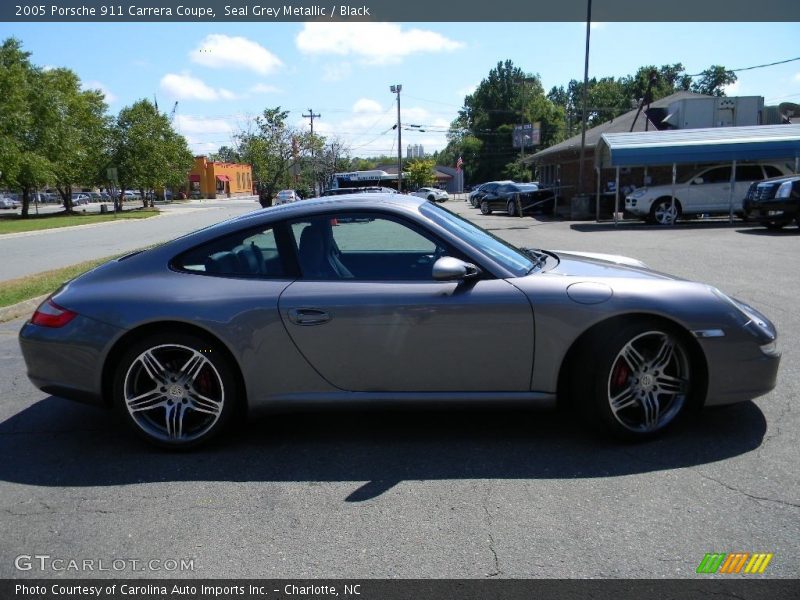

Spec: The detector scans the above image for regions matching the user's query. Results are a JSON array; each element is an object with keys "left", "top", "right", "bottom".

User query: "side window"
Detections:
[
  {"left": 736, "top": 165, "right": 765, "bottom": 181},
  {"left": 173, "top": 226, "right": 286, "bottom": 279},
  {"left": 290, "top": 214, "right": 445, "bottom": 281},
  {"left": 700, "top": 167, "right": 731, "bottom": 184}
]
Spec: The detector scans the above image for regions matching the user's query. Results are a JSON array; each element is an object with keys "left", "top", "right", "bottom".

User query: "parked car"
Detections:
[
  {"left": 71, "top": 193, "right": 91, "bottom": 206},
  {"left": 412, "top": 187, "right": 449, "bottom": 202},
  {"left": 743, "top": 174, "right": 800, "bottom": 230},
  {"left": 625, "top": 163, "right": 789, "bottom": 225},
  {"left": 123, "top": 191, "right": 141, "bottom": 201},
  {"left": 0, "top": 196, "right": 21, "bottom": 209},
  {"left": 321, "top": 187, "right": 397, "bottom": 196},
  {"left": 274, "top": 189, "right": 299, "bottom": 205},
  {"left": 20, "top": 194, "right": 779, "bottom": 449},
  {"left": 478, "top": 183, "right": 555, "bottom": 216},
  {"left": 469, "top": 181, "right": 514, "bottom": 208}
]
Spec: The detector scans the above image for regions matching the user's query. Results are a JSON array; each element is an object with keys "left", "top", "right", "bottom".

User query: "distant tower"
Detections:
[
  {"left": 419, "top": 144, "right": 425, "bottom": 157},
  {"left": 407, "top": 144, "right": 413, "bottom": 158}
]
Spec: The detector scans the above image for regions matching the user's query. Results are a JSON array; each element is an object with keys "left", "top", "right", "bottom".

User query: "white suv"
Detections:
[{"left": 625, "top": 163, "right": 788, "bottom": 224}]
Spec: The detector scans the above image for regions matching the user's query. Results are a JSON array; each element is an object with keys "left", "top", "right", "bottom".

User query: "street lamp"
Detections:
[{"left": 390, "top": 84, "right": 402, "bottom": 193}]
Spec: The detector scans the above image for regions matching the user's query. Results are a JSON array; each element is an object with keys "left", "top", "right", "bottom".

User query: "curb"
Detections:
[{"left": 0, "top": 294, "right": 47, "bottom": 324}]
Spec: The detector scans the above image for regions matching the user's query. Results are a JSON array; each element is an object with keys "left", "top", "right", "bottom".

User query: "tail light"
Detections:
[{"left": 31, "top": 299, "right": 78, "bottom": 328}]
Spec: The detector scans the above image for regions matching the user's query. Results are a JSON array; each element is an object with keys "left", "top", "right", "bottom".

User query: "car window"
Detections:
[
  {"left": 699, "top": 167, "right": 732, "bottom": 184},
  {"left": 172, "top": 226, "right": 286, "bottom": 279},
  {"left": 763, "top": 165, "right": 783, "bottom": 178},
  {"left": 289, "top": 214, "right": 445, "bottom": 281},
  {"left": 736, "top": 165, "right": 765, "bottom": 181}
]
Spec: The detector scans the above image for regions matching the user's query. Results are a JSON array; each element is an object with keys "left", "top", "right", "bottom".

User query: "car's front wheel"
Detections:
[
  {"left": 113, "top": 332, "right": 238, "bottom": 449},
  {"left": 575, "top": 321, "right": 693, "bottom": 439},
  {"left": 649, "top": 198, "right": 681, "bottom": 225},
  {"left": 480, "top": 200, "right": 492, "bottom": 215},
  {"left": 507, "top": 200, "right": 519, "bottom": 217}
]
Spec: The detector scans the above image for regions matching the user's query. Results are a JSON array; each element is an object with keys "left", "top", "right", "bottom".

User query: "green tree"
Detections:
[
  {"left": 447, "top": 60, "right": 564, "bottom": 184},
  {"left": 0, "top": 38, "right": 54, "bottom": 218},
  {"left": 237, "top": 107, "right": 298, "bottom": 206},
  {"left": 109, "top": 99, "right": 193, "bottom": 207},
  {"left": 209, "top": 145, "right": 242, "bottom": 163},
  {"left": 37, "top": 67, "right": 110, "bottom": 212},
  {"left": 405, "top": 158, "right": 436, "bottom": 189},
  {"left": 691, "top": 65, "right": 737, "bottom": 97}
]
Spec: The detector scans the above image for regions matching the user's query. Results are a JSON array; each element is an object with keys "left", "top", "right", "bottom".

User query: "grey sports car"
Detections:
[{"left": 19, "top": 194, "right": 780, "bottom": 448}]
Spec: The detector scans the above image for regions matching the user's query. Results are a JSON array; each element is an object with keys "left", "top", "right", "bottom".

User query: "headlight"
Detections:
[
  {"left": 776, "top": 181, "right": 793, "bottom": 199},
  {"left": 629, "top": 188, "right": 648, "bottom": 198},
  {"left": 710, "top": 287, "right": 775, "bottom": 340}
]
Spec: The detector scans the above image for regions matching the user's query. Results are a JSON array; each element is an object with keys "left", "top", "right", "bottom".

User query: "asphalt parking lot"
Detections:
[{"left": 0, "top": 200, "right": 798, "bottom": 579}]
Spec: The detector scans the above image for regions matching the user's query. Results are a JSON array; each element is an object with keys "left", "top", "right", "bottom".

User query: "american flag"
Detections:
[{"left": 456, "top": 156, "right": 463, "bottom": 171}]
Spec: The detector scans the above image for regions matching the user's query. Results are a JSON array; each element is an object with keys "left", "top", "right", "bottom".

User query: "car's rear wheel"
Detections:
[
  {"left": 113, "top": 332, "right": 238, "bottom": 449},
  {"left": 507, "top": 200, "right": 519, "bottom": 217},
  {"left": 649, "top": 198, "right": 681, "bottom": 225},
  {"left": 575, "top": 321, "right": 693, "bottom": 440},
  {"left": 480, "top": 200, "right": 492, "bottom": 215}
]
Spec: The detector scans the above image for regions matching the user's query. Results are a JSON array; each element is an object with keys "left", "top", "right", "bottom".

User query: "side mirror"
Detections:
[{"left": 432, "top": 256, "right": 481, "bottom": 281}]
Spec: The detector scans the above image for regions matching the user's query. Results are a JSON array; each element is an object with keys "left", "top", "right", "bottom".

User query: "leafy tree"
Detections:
[
  {"left": 237, "top": 107, "right": 298, "bottom": 206},
  {"left": 442, "top": 60, "right": 564, "bottom": 184},
  {"left": 37, "top": 67, "right": 110, "bottom": 212},
  {"left": 502, "top": 160, "right": 533, "bottom": 182},
  {"left": 691, "top": 65, "right": 737, "bottom": 97},
  {"left": 109, "top": 99, "right": 193, "bottom": 208},
  {"left": 209, "top": 145, "right": 242, "bottom": 163},
  {"left": 0, "top": 38, "right": 54, "bottom": 217},
  {"left": 405, "top": 158, "right": 436, "bottom": 189}
]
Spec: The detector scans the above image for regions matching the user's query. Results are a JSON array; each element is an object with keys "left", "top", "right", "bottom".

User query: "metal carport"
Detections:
[{"left": 595, "top": 124, "right": 800, "bottom": 224}]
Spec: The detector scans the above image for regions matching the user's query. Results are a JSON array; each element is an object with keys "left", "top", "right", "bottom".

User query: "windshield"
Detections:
[{"left": 420, "top": 202, "right": 534, "bottom": 276}]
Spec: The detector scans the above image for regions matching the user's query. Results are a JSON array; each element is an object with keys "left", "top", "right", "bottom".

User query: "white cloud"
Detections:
[
  {"left": 794, "top": 72, "right": 800, "bottom": 82},
  {"left": 160, "top": 72, "right": 238, "bottom": 101},
  {"left": 322, "top": 62, "right": 352, "bottom": 82},
  {"left": 190, "top": 34, "right": 283, "bottom": 75},
  {"left": 296, "top": 23, "right": 464, "bottom": 66},
  {"left": 174, "top": 115, "right": 234, "bottom": 136},
  {"left": 352, "top": 98, "right": 383, "bottom": 113},
  {"left": 250, "top": 83, "right": 281, "bottom": 95},
  {"left": 82, "top": 80, "right": 117, "bottom": 103}
]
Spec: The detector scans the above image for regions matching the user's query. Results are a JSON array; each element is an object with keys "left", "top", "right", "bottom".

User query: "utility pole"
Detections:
[
  {"left": 390, "top": 84, "right": 403, "bottom": 193},
  {"left": 577, "top": 0, "right": 592, "bottom": 197},
  {"left": 303, "top": 108, "right": 321, "bottom": 193}
]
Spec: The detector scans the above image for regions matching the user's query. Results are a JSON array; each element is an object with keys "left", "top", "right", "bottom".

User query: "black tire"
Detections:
[
  {"left": 507, "top": 200, "right": 519, "bottom": 217},
  {"left": 113, "top": 332, "right": 239, "bottom": 449},
  {"left": 427, "top": 194, "right": 436, "bottom": 202},
  {"left": 765, "top": 221, "right": 786, "bottom": 231},
  {"left": 480, "top": 200, "right": 492, "bottom": 215},
  {"left": 648, "top": 198, "right": 682, "bottom": 225},
  {"left": 573, "top": 320, "right": 693, "bottom": 440}
]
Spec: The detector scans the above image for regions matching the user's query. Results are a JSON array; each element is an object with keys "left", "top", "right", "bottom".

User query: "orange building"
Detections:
[{"left": 188, "top": 156, "right": 253, "bottom": 199}]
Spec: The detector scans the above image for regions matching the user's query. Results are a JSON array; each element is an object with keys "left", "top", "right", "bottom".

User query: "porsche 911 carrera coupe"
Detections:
[{"left": 19, "top": 194, "right": 780, "bottom": 448}]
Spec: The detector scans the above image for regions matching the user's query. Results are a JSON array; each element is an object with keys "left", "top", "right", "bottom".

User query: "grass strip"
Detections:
[{"left": 0, "top": 208, "right": 159, "bottom": 235}]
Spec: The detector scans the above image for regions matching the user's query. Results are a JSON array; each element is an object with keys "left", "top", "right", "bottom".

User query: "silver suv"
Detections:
[{"left": 625, "top": 163, "right": 788, "bottom": 224}]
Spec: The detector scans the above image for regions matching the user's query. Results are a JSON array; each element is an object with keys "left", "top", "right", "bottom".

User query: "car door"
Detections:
[
  {"left": 684, "top": 166, "right": 731, "bottom": 213},
  {"left": 278, "top": 212, "right": 534, "bottom": 393}
]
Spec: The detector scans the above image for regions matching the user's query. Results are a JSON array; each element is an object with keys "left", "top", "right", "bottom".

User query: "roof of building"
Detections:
[
  {"left": 526, "top": 91, "right": 711, "bottom": 163},
  {"left": 596, "top": 124, "right": 800, "bottom": 168}
]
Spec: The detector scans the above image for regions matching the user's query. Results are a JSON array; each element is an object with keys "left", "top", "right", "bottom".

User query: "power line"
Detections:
[{"left": 686, "top": 56, "right": 800, "bottom": 77}]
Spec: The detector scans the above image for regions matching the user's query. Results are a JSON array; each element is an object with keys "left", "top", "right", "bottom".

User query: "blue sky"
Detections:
[{"left": 3, "top": 21, "right": 799, "bottom": 158}]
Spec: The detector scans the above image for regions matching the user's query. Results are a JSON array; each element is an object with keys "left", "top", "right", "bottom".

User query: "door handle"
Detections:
[{"left": 288, "top": 308, "right": 331, "bottom": 326}]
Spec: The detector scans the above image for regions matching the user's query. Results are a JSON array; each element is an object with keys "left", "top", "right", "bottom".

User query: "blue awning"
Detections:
[{"left": 596, "top": 124, "right": 800, "bottom": 169}]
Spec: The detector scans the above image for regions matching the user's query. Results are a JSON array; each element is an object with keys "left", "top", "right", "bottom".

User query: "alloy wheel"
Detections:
[
  {"left": 606, "top": 330, "right": 690, "bottom": 433},
  {"left": 123, "top": 344, "right": 225, "bottom": 443}
]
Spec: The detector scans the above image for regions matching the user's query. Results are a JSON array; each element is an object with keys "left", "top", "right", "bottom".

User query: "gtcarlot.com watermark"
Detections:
[{"left": 15, "top": 554, "right": 195, "bottom": 573}]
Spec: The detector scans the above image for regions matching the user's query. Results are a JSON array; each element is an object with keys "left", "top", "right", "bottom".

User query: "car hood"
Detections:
[{"left": 547, "top": 250, "right": 680, "bottom": 281}]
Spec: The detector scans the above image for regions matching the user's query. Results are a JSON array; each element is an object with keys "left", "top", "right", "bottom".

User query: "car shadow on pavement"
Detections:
[
  {"left": 0, "top": 396, "right": 767, "bottom": 502},
  {"left": 736, "top": 227, "right": 800, "bottom": 236}
]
